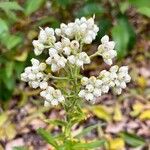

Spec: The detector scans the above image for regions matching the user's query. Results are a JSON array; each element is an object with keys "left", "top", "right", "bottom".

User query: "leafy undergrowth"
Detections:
[
  {"left": 0, "top": 40, "right": 150, "bottom": 149},
  {"left": 0, "top": 0, "right": 150, "bottom": 150}
]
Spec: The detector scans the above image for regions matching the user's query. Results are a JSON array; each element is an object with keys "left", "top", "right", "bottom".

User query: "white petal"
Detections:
[{"left": 101, "top": 35, "right": 109, "bottom": 44}]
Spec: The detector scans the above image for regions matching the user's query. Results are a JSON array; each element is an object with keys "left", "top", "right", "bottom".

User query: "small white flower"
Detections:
[
  {"left": 32, "top": 40, "right": 44, "bottom": 56},
  {"left": 97, "top": 35, "right": 117, "bottom": 65},
  {"left": 21, "top": 59, "right": 48, "bottom": 89},
  {"left": 40, "top": 86, "right": 65, "bottom": 106},
  {"left": 67, "top": 55, "right": 76, "bottom": 64},
  {"left": 38, "top": 27, "right": 56, "bottom": 44},
  {"left": 81, "top": 77, "right": 89, "bottom": 86},
  {"left": 78, "top": 52, "right": 91, "bottom": 65},
  {"left": 86, "top": 84, "right": 94, "bottom": 92},
  {"left": 55, "top": 28, "right": 61, "bottom": 36},
  {"left": 63, "top": 47, "right": 71, "bottom": 56},
  {"left": 85, "top": 93, "right": 94, "bottom": 101},
  {"left": 40, "top": 81, "right": 48, "bottom": 89},
  {"left": 70, "top": 40, "right": 79, "bottom": 50},
  {"left": 93, "top": 88, "right": 101, "bottom": 97},
  {"left": 83, "top": 35, "right": 92, "bottom": 44},
  {"left": 78, "top": 90, "right": 86, "bottom": 98}
]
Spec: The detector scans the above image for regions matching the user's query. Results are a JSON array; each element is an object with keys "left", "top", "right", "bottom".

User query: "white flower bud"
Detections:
[
  {"left": 31, "top": 58, "right": 40, "bottom": 66},
  {"left": 93, "top": 88, "right": 101, "bottom": 97},
  {"left": 49, "top": 48, "right": 58, "bottom": 56},
  {"left": 40, "top": 81, "right": 48, "bottom": 89},
  {"left": 68, "top": 55, "right": 76, "bottom": 64},
  {"left": 78, "top": 90, "right": 86, "bottom": 98},
  {"left": 81, "top": 77, "right": 89, "bottom": 86},
  {"left": 86, "top": 84, "right": 94, "bottom": 92},
  {"left": 39, "top": 63, "right": 46, "bottom": 71},
  {"left": 70, "top": 40, "right": 79, "bottom": 50},
  {"left": 83, "top": 35, "right": 92, "bottom": 44},
  {"left": 63, "top": 47, "right": 71, "bottom": 56},
  {"left": 31, "top": 81, "right": 39, "bottom": 88},
  {"left": 85, "top": 93, "right": 94, "bottom": 101}
]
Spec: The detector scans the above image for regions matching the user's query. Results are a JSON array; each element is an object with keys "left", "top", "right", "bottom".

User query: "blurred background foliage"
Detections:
[
  {"left": 0, "top": 0, "right": 150, "bottom": 149},
  {"left": 0, "top": 0, "right": 150, "bottom": 102}
]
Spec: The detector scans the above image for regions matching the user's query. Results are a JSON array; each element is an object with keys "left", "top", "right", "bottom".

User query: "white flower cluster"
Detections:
[
  {"left": 32, "top": 27, "right": 56, "bottom": 55},
  {"left": 40, "top": 86, "right": 65, "bottom": 106},
  {"left": 21, "top": 58, "right": 48, "bottom": 89},
  {"left": 21, "top": 16, "right": 131, "bottom": 107},
  {"left": 55, "top": 17, "right": 99, "bottom": 44},
  {"left": 78, "top": 76, "right": 103, "bottom": 103},
  {"left": 68, "top": 52, "right": 90, "bottom": 68},
  {"left": 79, "top": 65, "right": 131, "bottom": 103},
  {"left": 97, "top": 35, "right": 117, "bottom": 65}
]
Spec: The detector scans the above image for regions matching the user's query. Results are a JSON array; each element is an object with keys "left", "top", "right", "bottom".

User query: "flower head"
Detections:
[
  {"left": 40, "top": 86, "right": 65, "bottom": 106},
  {"left": 21, "top": 58, "right": 48, "bottom": 89},
  {"left": 97, "top": 35, "right": 117, "bottom": 65}
]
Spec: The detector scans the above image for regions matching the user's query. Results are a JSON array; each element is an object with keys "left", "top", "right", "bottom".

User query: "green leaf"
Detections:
[
  {"left": 0, "top": 81, "right": 13, "bottom": 101},
  {"left": 1, "top": 33, "right": 22, "bottom": 50},
  {"left": 5, "top": 61, "right": 14, "bottom": 78},
  {"left": 56, "top": 0, "right": 73, "bottom": 8},
  {"left": 14, "top": 62, "right": 25, "bottom": 79},
  {"left": 13, "top": 146, "right": 27, "bottom": 150},
  {"left": 0, "top": 1, "right": 23, "bottom": 11},
  {"left": 76, "top": 3, "right": 104, "bottom": 17},
  {"left": 129, "top": 0, "right": 150, "bottom": 8},
  {"left": 112, "top": 16, "right": 136, "bottom": 59},
  {"left": 37, "top": 128, "right": 58, "bottom": 148},
  {"left": 137, "top": 7, "right": 150, "bottom": 17},
  {"left": 119, "top": 1, "right": 129, "bottom": 13},
  {"left": 45, "top": 119, "right": 67, "bottom": 127},
  {"left": 75, "top": 124, "right": 99, "bottom": 138},
  {"left": 120, "top": 132, "right": 145, "bottom": 147},
  {"left": 73, "top": 140, "right": 105, "bottom": 149},
  {"left": 0, "top": 18, "right": 8, "bottom": 34},
  {"left": 98, "top": 19, "right": 112, "bottom": 38},
  {"left": 24, "top": 0, "right": 45, "bottom": 16}
]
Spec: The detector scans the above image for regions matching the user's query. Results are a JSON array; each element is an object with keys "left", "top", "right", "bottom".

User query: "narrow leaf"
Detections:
[
  {"left": 24, "top": 0, "right": 45, "bottom": 16},
  {"left": 137, "top": 7, "right": 150, "bottom": 17},
  {"left": 0, "top": 18, "right": 8, "bottom": 34},
  {"left": 73, "top": 140, "right": 105, "bottom": 149},
  {"left": 0, "top": 2, "right": 23, "bottom": 11},
  {"left": 120, "top": 132, "right": 145, "bottom": 147},
  {"left": 75, "top": 124, "right": 99, "bottom": 138},
  {"left": 37, "top": 128, "right": 58, "bottom": 148}
]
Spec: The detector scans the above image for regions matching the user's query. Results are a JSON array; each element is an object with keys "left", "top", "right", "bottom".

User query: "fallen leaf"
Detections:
[
  {"left": 91, "top": 105, "right": 112, "bottom": 122},
  {"left": 113, "top": 103, "right": 123, "bottom": 121},
  {"left": 109, "top": 138, "right": 125, "bottom": 150},
  {"left": 139, "top": 110, "right": 150, "bottom": 120}
]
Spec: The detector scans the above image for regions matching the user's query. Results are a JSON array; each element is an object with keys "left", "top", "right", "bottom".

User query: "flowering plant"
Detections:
[{"left": 21, "top": 16, "right": 131, "bottom": 149}]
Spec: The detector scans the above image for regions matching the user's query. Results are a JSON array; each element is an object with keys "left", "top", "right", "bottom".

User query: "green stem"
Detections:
[{"left": 90, "top": 52, "right": 98, "bottom": 59}]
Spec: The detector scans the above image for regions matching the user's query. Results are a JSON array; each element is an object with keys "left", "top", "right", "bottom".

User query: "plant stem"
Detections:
[{"left": 90, "top": 52, "right": 98, "bottom": 59}]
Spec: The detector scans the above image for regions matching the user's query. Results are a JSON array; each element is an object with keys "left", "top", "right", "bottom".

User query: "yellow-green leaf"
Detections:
[
  {"left": 14, "top": 51, "right": 28, "bottom": 62},
  {"left": 91, "top": 106, "right": 112, "bottom": 122},
  {"left": 109, "top": 138, "right": 125, "bottom": 150},
  {"left": 130, "top": 102, "right": 144, "bottom": 117},
  {"left": 137, "top": 76, "right": 147, "bottom": 88},
  {"left": 0, "top": 113, "right": 8, "bottom": 127},
  {"left": 139, "top": 110, "right": 150, "bottom": 120},
  {"left": 113, "top": 104, "right": 123, "bottom": 121},
  {"left": 5, "top": 123, "right": 17, "bottom": 140}
]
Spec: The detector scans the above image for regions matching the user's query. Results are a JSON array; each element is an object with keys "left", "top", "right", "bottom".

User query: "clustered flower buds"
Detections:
[
  {"left": 21, "top": 16, "right": 131, "bottom": 106},
  {"left": 21, "top": 58, "right": 48, "bottom": 89},
  {"left": 79, "top": 65, "right": 131, "bottom": 103},
  {"left": 40, "top": 86, "right": 65, "bottom": 106},
  {"left": 56, "top": 16, "right": 99, "bottom": 44},
  {"left": 97, "top": 35, "right": 117, "bottom": 65}
]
